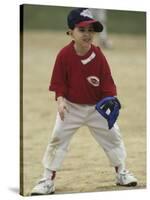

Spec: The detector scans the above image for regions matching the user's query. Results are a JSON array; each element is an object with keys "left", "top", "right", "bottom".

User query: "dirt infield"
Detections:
[{"left": 21, "top": 31, "right": 146, "bottom": 196}]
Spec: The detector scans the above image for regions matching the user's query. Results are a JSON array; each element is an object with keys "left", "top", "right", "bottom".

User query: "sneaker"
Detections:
[
  {"left": 116, "top": 170, "right": 137, "bottom": 187},
  {"left": 31, "top": 178, "right": 55, "bottom": 195}
]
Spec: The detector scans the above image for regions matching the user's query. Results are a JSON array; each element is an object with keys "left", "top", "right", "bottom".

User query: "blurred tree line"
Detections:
[{"left": 20, "top": 4, "right": 146, "bottom": 34}]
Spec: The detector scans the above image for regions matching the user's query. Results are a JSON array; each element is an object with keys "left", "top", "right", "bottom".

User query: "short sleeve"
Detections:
[{"left": 49, "top": 51, "right": 68, "bottom": 99}]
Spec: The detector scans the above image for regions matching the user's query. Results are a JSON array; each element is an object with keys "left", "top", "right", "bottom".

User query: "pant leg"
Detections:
[
  {"left": 42, "top": 100, "right": 85, "bottom": 171},
  {"left": 86, "top": 106, "right": 127, "bottom": 167}
]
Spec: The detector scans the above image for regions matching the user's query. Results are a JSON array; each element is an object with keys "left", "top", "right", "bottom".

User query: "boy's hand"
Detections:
[{"left": 57, "top": 97, "right": 69, "bottom": 121}]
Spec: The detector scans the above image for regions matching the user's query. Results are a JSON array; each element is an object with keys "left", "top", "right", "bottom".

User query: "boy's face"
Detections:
[{"left": 70, "top": 24, "right": 95, "bottom": 48}]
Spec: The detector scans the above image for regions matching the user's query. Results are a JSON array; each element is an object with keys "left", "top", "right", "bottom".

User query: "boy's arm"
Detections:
[
  {"left": 100, "top": 51, "right": 117, "bottom": 98},
  {"left": 49, "top": 51, "right": 68, "bottom": 120},
  {"left": 49, "top": 52, "right": 67, "bottom": 100}
]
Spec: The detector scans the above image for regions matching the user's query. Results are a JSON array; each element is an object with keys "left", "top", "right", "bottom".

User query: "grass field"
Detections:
[{"left": 21, "top": 31, "right": 146, "bottom": 196}]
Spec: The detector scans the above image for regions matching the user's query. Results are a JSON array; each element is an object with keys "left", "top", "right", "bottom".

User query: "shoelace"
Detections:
[
  {"left": 38, "top": 178, "right": 52, "bottom": 185},
  {"left": 37, "top": 178, "right": 47, "bottom": 184},
  {"left": 38, "top": 178, "right": 53, "bottom": 190},
  {"left": 120, "top": 170, "right": 134, "bottom": 176}
]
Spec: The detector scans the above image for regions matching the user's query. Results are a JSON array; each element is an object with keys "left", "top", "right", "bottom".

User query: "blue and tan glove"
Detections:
[{"left": 95, "top": 96, "right": 121, "bottom": 129}]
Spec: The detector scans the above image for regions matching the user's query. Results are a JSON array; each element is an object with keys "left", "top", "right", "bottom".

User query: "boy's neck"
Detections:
[{"left": 74, "top": 43, "right": 91, "bottom": 56}]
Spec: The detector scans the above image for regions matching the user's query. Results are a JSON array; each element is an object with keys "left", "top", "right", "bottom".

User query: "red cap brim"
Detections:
[
  {"left": 76, "top": 19, "right": 97, "bottom": 27},
  {"left": 76, "top": 20, "right": 103, "bottom": 32}
]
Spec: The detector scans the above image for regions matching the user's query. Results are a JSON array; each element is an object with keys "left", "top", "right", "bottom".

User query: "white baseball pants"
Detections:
[{"left": 42, "top": 99, "right": 126, "bottom": 171}]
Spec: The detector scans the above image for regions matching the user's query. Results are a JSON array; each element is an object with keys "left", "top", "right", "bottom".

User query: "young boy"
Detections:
[{"left": 31, "top": 8, "right": 137, "bottom": 195}]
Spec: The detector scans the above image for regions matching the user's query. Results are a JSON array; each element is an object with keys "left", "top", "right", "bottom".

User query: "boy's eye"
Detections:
[
  {"left": 88, "top": 29, "right": 94, "bottom": 32},
  {"left": 78, "top": 28, "right": 94, "bottom": 32},
  {"left": 79, "top": 28, "right": 85, "bottom": 32}
]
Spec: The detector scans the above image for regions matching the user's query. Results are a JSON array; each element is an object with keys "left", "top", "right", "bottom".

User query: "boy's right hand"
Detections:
[{"left": 57, "top": 97, "right": 69, "bottom": 121}]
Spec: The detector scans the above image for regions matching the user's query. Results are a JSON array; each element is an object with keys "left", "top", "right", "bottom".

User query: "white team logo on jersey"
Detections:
[
  {"left": 87, "top": 76, "right": 100, "bottom": 87},
  {"left": 80, "top": 9, "right": 93, "bottom": 18}
]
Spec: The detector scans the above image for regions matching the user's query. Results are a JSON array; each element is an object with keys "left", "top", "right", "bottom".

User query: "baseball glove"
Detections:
[{"left": 95, "top": 96, "right": 121, "bottom": 129}]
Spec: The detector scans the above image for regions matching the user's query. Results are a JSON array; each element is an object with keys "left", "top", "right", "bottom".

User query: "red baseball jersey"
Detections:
[{"left": 49, "top": 40, "right": 117, "bottom": 104}]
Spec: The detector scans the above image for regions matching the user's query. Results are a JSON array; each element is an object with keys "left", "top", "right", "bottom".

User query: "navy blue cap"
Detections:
[{"left": 67, "top": 8, "right": 103, "bottom": 32}]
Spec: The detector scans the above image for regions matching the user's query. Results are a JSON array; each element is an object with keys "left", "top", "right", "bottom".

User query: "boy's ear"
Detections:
[{"left": 66, "top": 29, "right": 73, "bottom": 36}]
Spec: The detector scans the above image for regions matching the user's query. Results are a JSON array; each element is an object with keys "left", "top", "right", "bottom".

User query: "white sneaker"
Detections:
[
  {"left": 31, "top": 178, "right": 55, "bottom": 195},
  {"left": 116, "top": 170, "right": 137, "bottom": 186}
]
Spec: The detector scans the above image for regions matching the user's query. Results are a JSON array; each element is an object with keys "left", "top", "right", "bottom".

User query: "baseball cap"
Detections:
[{"left": 67, "top": 8, "right": 103, "bottom": 33}]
